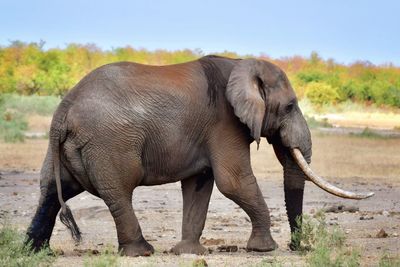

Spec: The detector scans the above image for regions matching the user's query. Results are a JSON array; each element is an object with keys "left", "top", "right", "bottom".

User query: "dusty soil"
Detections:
[{"left": 0, "top": 133, "right": 399, "bottom": 266}]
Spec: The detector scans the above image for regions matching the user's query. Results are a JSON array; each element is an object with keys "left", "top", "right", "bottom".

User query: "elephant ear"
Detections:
[{"left": 226, "top": 59, "right": 266, "bottom": 146}]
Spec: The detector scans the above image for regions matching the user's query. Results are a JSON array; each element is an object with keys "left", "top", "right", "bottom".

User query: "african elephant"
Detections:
[{"left": 26, "top": 55, "right": 373, "bottom": 256}]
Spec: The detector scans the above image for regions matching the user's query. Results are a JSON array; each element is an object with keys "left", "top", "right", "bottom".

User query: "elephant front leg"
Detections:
[
  {"left": 211, "top": 153, "right": 278, "bottom": 252},
  {"left": 171, "top": 169, "right": 214, "bottom": 255}
]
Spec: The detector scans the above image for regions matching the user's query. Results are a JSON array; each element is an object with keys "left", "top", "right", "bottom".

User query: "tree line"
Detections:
[{"left": 1, "top": 41, "right": 399, "bottom": 107}]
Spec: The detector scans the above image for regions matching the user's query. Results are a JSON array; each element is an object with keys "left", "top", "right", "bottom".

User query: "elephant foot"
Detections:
[
  {"left": 25, "top": 234, "right": 49, "bottom": 253},
  {"left": 119, "top": 239, "right": 154, "bottom": 257},
  {"left": 170, "top": 240, "right": 208, "bottom": 255},
  {"left": 246, "top": 233, "right": 278, "bottom": 252}
]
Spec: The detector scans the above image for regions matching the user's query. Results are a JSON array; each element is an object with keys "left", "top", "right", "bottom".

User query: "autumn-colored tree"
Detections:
[{"left": 0, "top": 42, "right": 399, "bottom": 107}]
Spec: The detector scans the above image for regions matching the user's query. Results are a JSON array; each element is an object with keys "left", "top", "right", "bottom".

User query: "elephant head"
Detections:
[{"left": 225, "top": 59, "right": 374, "bottom": 249}]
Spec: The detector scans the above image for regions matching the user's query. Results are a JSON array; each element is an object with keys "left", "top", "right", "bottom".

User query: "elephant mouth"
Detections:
[{"left": 290, "top": 148, "right": 374, "bottom": 200}]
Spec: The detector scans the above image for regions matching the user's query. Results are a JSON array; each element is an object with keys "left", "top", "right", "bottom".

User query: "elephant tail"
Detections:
[{"left": 50, "top": 99, "right": 82, "bottom": 243}]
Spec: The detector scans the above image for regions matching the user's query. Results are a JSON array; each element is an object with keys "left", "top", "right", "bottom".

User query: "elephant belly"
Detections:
[{"left": 140, "top": 146, "right": 210, "bottom": 186}]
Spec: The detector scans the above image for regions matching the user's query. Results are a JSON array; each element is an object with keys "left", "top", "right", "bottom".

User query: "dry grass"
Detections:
[
  {"left": 27, "top": 115, "right": 52, "bottom": 133},
  {"left": 0, "top": 139, "right": 48, "bottom": 172},
  {"left": 315, "top": 112, "right": 400, "bottom": 130}
]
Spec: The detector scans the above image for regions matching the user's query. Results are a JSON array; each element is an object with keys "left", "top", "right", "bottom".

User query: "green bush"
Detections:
[
  {"left": 297, "top": 71, "right": 326, "bottom": 83},
  {"left": 292, "top": 211, "right": 361, "bottom": 266},
  {"left": 305, "top": 82, "right": 339, "bottom": 106},
  {"left": 0, "top": 222, "right": 56, "bottom": 267}
]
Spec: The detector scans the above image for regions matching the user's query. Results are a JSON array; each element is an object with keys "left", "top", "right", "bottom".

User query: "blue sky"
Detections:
[{"left": 1, "top": 0, "right": 399, "bottom": 65}]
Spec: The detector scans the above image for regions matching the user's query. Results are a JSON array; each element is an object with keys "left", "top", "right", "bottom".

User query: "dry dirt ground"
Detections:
[{"left": 0, "top": 132, "right": 399, "bottom": 266}]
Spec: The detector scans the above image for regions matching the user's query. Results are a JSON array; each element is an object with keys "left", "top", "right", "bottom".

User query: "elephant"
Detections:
[{"left": 26, "top": 55, "right": 374, "bottom": 256}]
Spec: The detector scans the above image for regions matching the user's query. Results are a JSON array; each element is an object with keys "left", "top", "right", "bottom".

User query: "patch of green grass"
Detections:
[
  {"left": 83, "top": 246, "right": 119, "bottom": 267},
  {"left": 379, "top": 253, "right": 400, "bottom": 267},
  {"left": 292, "top": 211, "right": 361, "bottom": 267},
  {"left": 0, "top": 222, "right": 56, "bottom": 267}
]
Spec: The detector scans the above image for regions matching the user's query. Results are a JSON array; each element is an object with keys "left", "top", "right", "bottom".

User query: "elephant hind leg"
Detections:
[
  {"left": 171, "top": 169, "right": 214, "bottom": 255},
  {"left": 86, "top": 151, "right": 153, "bottom": 257},
  {"left": 26, "top": 151, "right": 84, "bottom": 251}
]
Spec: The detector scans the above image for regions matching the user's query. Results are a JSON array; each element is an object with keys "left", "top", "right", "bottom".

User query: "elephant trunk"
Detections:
[
  {"left": 283, "top": 157, "right": 305, "bottom": 250},
  {"left": 273, "top": 142, "right": 306, "bottom": 250}
]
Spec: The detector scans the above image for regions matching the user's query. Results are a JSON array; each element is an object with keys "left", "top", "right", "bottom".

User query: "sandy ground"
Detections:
[{"left": 0, "top": 133, "right": 399, "bottom": 266}]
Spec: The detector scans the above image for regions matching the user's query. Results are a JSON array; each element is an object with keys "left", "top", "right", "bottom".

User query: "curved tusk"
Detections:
[{"left": 290, "top": 148, "right": 374, "bottom": 200}]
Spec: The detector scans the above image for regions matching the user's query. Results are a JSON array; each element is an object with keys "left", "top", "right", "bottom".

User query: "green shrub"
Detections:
[
  {"left": 292, "top": 211, "right": 361, "bottom": 266},
  {"left": 297, "top": 71, "right": 326, "bottom": 83},
  {"left": 0, "top": 222, "right": 56, "bottom": 267},
  {"left": 305, "top": 82, "right": 339, "bottom": 106}
]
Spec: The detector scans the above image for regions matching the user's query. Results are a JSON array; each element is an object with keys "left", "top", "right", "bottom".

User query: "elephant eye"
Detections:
[{"left": 286, "top": 102, "right": 294, "bottom": 113}]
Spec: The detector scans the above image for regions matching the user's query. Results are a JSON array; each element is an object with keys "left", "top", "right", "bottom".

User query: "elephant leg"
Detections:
[
  {"left": 26, "top": 150, "right": 84, "bottom": 251},
  {"left": 171, "top": 169, "right": 214, "bottom": 255},
  {"left": 87, "top": 151, "right": 153, "bottom": 257},
  {"left": 210, "top": 144, "right": 278, "bottom": 252}
]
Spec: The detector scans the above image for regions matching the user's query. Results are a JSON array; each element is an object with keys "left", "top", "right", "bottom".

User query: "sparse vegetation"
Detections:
[
  {"left": 292, "top": 211, "right": 361, "bottom": 266},
  {"left": 379, "top": 253, "right": 400, "bottom": 267},
  {"left": 0, "top": 222, "right": 56, "bottom": 267},
  {"left": 0, "top": 94, "right": 28, "bottom": 142},
  {"left": 305, "top": 115, "right": 333, "bottom": 129},
  {"left": 252, "top": 257, "right": 283, "bottom": 267},
  {"left": 83, "top": 246, "right": 119, "bottom": 267},
  {"left": 0, "top": 94, "right": 59, "bottom": 142},
  {"left": 351, "top": 127, "right": 388, "bottom": 139}
]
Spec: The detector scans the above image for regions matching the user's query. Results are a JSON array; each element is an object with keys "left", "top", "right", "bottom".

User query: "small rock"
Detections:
[
  {"left": 54, "top": 249, "right": 64, "bottom": 255},
  {"left": 382, "top": 210, "right": 390, "bottom": 217},
  {"left": 12, "top": 192, "right": 18, "bottom": 196},
  {"left": 217, "top": 245, "right": 238, "bottom": 252},
  {"left": 324, "top": 204, "right": 359, "bottom": 213},
  {"left": 73, "top": 248, "right": 99, "bottom": 255},
  {"left": 359, "top": 216, "right": 374, "bottom": 220},
  {"left": 193, "top": 259, "right": 208, "bottom": 267},
  {"left": 392, "top": 232, "right": 398, "bottom": 237},
  {"left": 272, "top": 228, "right": 281, "bottom": 233},
  {"left": 345, "top": 229, "right": 351, "bottom": 234},
  {"left": 376, "top": 229, "right": 388, "bottom": 238}
]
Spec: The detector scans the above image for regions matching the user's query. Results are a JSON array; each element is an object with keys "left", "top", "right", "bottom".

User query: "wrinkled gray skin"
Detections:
[{"left": 26, "top": 56, "right": 311, "bottom": 256}]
